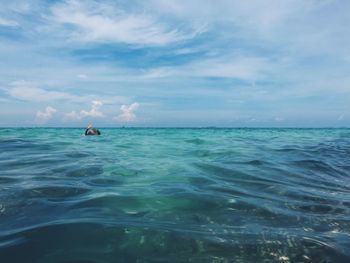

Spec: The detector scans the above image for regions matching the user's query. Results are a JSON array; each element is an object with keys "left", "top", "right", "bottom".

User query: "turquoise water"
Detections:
[{"left": 0, "top": 128, "right": 350, "bottom": 263}]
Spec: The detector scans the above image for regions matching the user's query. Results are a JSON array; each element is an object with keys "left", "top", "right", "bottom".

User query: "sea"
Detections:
[{"left": 0, "top": 128, "right": 349, "bottom": 263}]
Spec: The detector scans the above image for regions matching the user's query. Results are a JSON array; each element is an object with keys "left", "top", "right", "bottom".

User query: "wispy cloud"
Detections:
[
  {"left": 49, "top": 0, "right": 204, "bottom": 46},
  {"left": 189, "top": 56, "right": 268, "bottom": 79},
  {"left": 2, "top": 1, "right": 31, "bottom": 14},
  {"left": 0, "top": 17, "right": 19, "bottom": 27},
  {"left": 77, "top": 74, "right": 88, "bottom": 79},
  {"left": 116, "top": 102, "right": 139, "bottom": 122},
  {"left": 3, "top": 80, "right": 130, "bottom": 105},
  {"left": 274, "top": 117, "right": 285, "bottom": 122},
  {"left": 338, "top": 115, "right": 344, "bottom": 121},
  {"left": 36, "top": 106, "right": 57, "bottom": 123},
  {"left": 5, "top": 81, "right": 74, "bottom": 102},
  {"left": 141, "top": 56, "right": 268, "bottom": 80}
]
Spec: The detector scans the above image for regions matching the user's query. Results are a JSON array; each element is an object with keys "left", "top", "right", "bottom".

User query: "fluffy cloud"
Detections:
[
  {"left": 65, "top": 100, "right": 104, "bottom": 120},
  {"left": 36, "top": 106, "right": 57, "bottom": 123},
  {"left": 81, "top": 100, "right": 104, "bottom": 118},
  {"left": 50, "top": 0, "right": 203, "bottom": 46},
  {"left": 116, "top": 102, "right": 139, "bottom": 122},
  {"left": 64, "top": 110, "right": 80, "bottom": 120}
]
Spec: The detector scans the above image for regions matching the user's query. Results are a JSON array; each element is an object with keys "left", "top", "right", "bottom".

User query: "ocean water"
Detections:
[{"left": 0, "top": 128, "right": 349, "bottom": 263}]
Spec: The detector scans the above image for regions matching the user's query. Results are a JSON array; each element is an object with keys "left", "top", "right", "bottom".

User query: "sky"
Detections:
[{"left": 0, "top": 0, "right": 349, "bottom": 127}]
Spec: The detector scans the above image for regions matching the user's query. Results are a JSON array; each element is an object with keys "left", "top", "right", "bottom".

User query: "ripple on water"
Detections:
[
  {"left": 0, "top": 177, "right": 19, "bottom": 184},
  {"left": 185, "top": 138, "right": 206, "bottom": 144},
  {"left": 85, "top": 178, "right": 123, "bottom": 187},
  {"left": 23, "top": 186, "right": 90, "bottom": 199},
  {"left": 296, "top": 204, "right": 346, "bottom": 215},
  {"left": 66, "top": 166, "right": 104, "bottom": 177},
  {"left": 3, "top": 222, "right": 347, "bottom": 263},
  {"left": 72, "top": 195, "right": 142, "bottom": 211},
  {"left": 0, "top": 223, "right": 125, "bottom": 263},
  {"left": 0, "top": 138, "right": 52, "bottom": 152},
  {"left": 65, "top": 151, "right": 92, "bottom": 158},
  {"left": 243, "top": 159, "right": 268, "bottom": 166},
  {"left": 0, "top": 128, "right": 349, "bottom": 262},
  {"left": 293, "top": 159, "right": 346, "bottom": 176}
]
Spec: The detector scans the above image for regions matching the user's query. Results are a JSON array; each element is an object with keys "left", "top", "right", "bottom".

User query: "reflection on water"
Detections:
[{"left": 0, "top": 128, "right": 350, "bottom": 262}]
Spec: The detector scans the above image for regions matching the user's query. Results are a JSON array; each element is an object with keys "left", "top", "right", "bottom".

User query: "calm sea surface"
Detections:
[{"left": 0, "top": 128, "right": 349, "bottom": 263}]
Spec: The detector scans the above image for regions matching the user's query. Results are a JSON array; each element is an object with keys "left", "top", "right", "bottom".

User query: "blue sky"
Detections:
[{"left": 0, "top": 0, "right": 349, "bottom": 127}]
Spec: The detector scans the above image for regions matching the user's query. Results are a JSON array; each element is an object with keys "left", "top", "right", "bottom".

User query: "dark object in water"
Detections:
[{"left": 85, "top": 128, "right": 101, "bottom": 136}]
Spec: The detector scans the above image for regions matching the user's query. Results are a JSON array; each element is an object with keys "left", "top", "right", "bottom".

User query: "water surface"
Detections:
[{"left": 0, "top": 128, "right": 350, "bottom": 262}]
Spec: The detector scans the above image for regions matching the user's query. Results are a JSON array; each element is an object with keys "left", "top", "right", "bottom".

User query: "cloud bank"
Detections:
[{"left": 0, "top": 0, "right": 349, "bottom": 127}]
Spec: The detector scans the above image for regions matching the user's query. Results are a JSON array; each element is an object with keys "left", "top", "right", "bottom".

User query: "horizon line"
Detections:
[{"left": 0, "top": 126, "right": 349, "bottom": 129}]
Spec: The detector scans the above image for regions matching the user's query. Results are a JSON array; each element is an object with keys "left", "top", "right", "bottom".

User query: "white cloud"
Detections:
[
  {"left": 64, "top": 110, "right": 80, "bottom": 120},
  {"left": 4, "top": 81, "right": 130, "bottom": 105},
  {"left": 50, "top": 0, "right": 203, "bottom": 46},
  {"left": 146, "top": 0, "right": 297, "bottom": 35},
  {"left": 141, "top": 56, "right": 268, "bottom": 80},
  {"left": 0, "top": 17, "right": 19, "bottom": 27},
  {"left": 1, "top": 1, "right": 350, "bottom": 127},
  {"left": 140, "top": 68, "right": 174, "bottom": 79},
  {"left": 116, "top": 102, "right": 139, "bottom": 122},
  {"left": 36, "top": 106, "right": 57, "bottom": 123},
  {"left": 77, "top": 74, "right": 88, "bottom": 79},
  {"left": 65, "top": 100, "right": 104, "bottom": 120},
  {"left": 191, "top": 57, "right": 268, "bottom": 79},
  {"left": 2, "top": 1, "right": 31, "bottom": 14},
  {"left": 81, "top": 100, "right": 104, "bottom": 118},
  {"left": 147, "top": 0, "right": 350, "bottom": 57},
  {"left": 5, "top": 81, "right": 74, "bottom": 102}
]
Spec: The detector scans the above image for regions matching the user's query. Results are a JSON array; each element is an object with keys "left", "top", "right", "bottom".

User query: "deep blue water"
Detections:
[{"left": 0, "top": 128, "right": 350, "bottom": 263}]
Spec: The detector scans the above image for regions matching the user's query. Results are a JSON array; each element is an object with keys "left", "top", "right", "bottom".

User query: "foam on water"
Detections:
[{"left": 0, "top": 128, "right": 350, "bottom": 262}]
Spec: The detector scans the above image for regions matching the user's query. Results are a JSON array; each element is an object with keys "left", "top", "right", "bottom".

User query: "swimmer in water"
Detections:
[{"left": 85, "top": 124, "right": 101, "bottom": 136}]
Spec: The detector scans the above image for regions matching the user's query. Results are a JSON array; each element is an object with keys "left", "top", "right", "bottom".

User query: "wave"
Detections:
[{"left": 0, "top": 128, "right": 350, "bottom": 262}]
